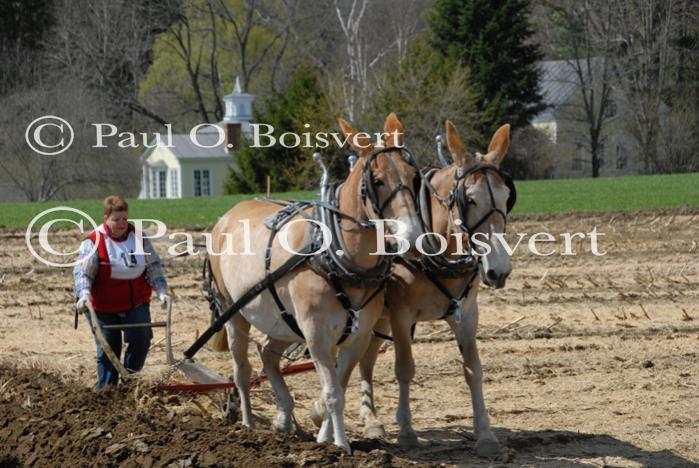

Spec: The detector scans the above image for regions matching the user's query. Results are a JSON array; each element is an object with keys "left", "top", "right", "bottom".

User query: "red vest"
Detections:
[{"left": 87, "top": 224, "right": 153, "bottom": 313}]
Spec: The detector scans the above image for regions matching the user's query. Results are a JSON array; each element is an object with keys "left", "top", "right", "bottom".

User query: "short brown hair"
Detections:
[{"left": 103, "top": 195, "right": 128, "bottom": 217}]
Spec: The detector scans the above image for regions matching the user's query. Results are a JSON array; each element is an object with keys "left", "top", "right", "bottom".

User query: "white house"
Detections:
[{"left": 138, "top": 78, "right": 255, "bottom": 199}]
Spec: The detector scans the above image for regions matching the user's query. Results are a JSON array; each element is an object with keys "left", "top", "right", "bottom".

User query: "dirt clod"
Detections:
[{"left": 0, "top": 366, "right": 402, "bottom": 467}]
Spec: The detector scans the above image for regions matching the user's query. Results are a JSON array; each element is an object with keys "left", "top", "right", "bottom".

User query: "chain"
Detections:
[{"left": 156, "top": 357, "right": 186, "bottom": 387}]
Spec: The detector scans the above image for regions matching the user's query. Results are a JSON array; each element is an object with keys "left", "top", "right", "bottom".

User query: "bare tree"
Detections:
[
  {"left": 214, "top": 0, "right": 294, "bottom": 93},
  {"left": 332, "top": 0, "right": 415, "bottom": 120},
  {"left": 0, "top": 81, "right": 140, "bottom": 201},
  {"left": 543, "top": 0, "right": 615, "bottom": 177},
  {"left": 164, "top": 3, "right": 220, "bottom": 123},
  {"left": 389, "top": 0, "right": 427, "bottom": 63},
  {"left": 609, "top": 0, "right": 687, "bottom": 173},
  {"left": 50, "top": 0, "right": 179, "bottom": 128},
  {"left": 145, "top": 0, "right": 295, "bottom": 124},
  {"left": 281, "top": 0, "right": 430, "bottom": 121},
  {"left": 334, "top": 0, "right": 370, "bottom": 121}
]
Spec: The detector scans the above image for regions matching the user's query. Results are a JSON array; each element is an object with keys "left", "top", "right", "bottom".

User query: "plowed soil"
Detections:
[{"left": 2, "top": 208, "right": 698, "bottom": 467}]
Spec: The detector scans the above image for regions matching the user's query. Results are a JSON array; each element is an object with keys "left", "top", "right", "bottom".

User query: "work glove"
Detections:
[
  {"left": 76, "top": 292, "right": 91, "bottom": 312},
  {"left": 158, "top": 291, "right": 171, "bottom": 310}
]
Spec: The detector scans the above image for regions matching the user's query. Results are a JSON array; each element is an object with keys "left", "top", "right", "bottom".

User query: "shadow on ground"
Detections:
[{"left": 351, "top": 425, "right": 698, "bottom": 467}]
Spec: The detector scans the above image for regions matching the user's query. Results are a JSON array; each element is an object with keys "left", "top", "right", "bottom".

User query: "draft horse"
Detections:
[
  {"left": 353, "top": 122, "right": 515, "bottom": 457},
  {"left": 207, "top": 113, "right": 422, "bottom": 453}
]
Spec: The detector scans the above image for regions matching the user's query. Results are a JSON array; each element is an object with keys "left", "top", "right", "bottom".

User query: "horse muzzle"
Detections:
[{"left": 479, "top": 262, "right": 511, "bottom": 289}]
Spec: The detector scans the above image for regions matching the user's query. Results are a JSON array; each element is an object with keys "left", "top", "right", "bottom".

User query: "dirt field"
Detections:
[{"left": 2, "top": 208, "right": 698, "bottom": 467}]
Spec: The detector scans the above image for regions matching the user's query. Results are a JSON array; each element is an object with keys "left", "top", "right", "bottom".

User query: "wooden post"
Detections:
[{"left": 266, "top": 176, "right": 271, "bottom": 197}]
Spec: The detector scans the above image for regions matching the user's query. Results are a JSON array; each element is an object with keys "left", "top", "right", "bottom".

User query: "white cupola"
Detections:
[{"left": 223, "top": 76, "right": 255, "bottom": 123}]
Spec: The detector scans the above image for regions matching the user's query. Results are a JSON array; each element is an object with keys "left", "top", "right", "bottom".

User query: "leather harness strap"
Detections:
[{"left": 196, "top": 145, "right": 419, "bottom": 354}]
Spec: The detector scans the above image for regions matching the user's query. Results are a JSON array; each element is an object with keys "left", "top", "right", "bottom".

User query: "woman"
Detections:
[{"left": 73, "top": 195, "right": 169, "bottom": 389}]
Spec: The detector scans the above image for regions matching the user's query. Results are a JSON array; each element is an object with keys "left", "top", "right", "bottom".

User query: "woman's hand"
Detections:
[
  {"left": 76, "top": 292, "right": 91, "bottom": 312},
  {"left": 158, "top": 291, "right": 171, "bottom": 310}
]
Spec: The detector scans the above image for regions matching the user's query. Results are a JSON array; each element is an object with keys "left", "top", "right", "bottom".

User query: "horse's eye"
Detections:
[
  {"left": 373, "top": 178, "right": 384, "bottom": 187},
  {"left": 467, "top": 196, "right": 476, "bottom": 205}
]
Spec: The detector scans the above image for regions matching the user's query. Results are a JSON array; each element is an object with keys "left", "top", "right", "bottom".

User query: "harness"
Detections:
[
  {"left": 400, "top": 163, "right": 516, "bottom": 322},
  {"left": 194, "top": 146, "right": 419, "bottom": 358}
]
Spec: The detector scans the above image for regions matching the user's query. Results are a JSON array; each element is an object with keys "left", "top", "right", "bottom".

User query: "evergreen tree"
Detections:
[
  {"left": 225, "top": 67, "right": 327, "bottom": 194},
  {"left": 429, "top": 0, "right": 545, "bottom": 136}
]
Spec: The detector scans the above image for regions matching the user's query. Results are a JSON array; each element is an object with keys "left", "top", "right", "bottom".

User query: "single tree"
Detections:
[
  {"left": 543, "top": 0, "right": 615, "bottom": 177},
  {"left": 429, "top": 0, "right": 545, "bottom": 138}
]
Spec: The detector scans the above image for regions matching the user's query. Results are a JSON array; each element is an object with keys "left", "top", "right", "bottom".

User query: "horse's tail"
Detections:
[
  {"left": 203, "top": 254, "right": 230, "bottom": 352},
  {"left": 210, "top": 325, "right": 229, "bottom": 352}
]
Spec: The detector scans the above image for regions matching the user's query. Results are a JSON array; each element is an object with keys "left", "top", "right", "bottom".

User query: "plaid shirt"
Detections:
[{"left": 73, "top": 231, "right": 168, "bottom": 300}]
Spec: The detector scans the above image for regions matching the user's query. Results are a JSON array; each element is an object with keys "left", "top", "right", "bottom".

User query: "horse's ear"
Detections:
[
  {"left": 338, "top": 117, "right": 374, "bottom": 156},
  {"left": 446, "top": 120, "right": 473, "bottom": 169},
  {"left": 484, "top": 124, "right": 510, "bottom": 166},
  {"left": 383, "top": 112, "right": 404, "bottom": 148}
]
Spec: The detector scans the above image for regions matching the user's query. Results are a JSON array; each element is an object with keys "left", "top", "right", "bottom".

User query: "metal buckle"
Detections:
[
  {"left": 348, "top": 308, "right": 361, "bottom": 334},
  {"left": 451, "top": 297, "right": 465, "bottom": 323}
]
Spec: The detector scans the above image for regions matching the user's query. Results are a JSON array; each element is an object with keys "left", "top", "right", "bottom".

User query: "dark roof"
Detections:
[
  {"left": 533, "top": 59, "right": 602, "bottom": 123},
  {"left": 539, "top": 60, "right": 579, "bottom": 107}
]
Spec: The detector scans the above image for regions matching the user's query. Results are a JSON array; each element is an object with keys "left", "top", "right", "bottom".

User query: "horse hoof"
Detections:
[
  {"left": 364, "top": 423, "right": 386, "bottom": 439},
  {"left": 398, "top": 432, "right": 419, "bottom": 448},
  {"left": 310, "top": 400, "right": 324, "bottom": 428},
  {"left": 335, "top": 442, "right": 352, "bottom": 455},
  {"left": 223, "top": 403, "right": 239, "bottom": 423},
  {"left": 475, "top": 437, "right": 501, "bottom": 458},
  {"left": 273, "top": 415, "right": 293, "bottom": 433}
]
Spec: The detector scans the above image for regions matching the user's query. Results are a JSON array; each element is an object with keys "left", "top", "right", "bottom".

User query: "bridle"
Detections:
[
  {"left": 451, "top": 164, "right": 516, "bottom": 241},
  {"left": 360, "top": 146, "right": 419, "bottom": 221}
]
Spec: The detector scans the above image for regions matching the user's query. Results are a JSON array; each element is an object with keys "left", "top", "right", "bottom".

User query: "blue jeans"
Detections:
[{"left": 85, "top": 303, "right": 153, "bottom": 388}]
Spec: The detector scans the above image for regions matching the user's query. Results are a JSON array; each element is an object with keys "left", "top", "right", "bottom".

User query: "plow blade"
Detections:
[
  {"left": 172, "top": 360, "right": 230, "bottom": 385},
  {"left": 164, "top": 297, "right": 230, "bottom": 386}
]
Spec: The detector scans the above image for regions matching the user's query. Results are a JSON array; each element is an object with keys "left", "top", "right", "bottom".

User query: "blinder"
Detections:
[
  {"left": 412, "top": 169, "right": 423, "bottom": 202},
  {"left": 503, "top": 172, "right": 517, "bottom": 214}
]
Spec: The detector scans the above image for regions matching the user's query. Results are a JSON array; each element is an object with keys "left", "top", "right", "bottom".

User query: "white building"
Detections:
[
  {"left": 138, "top": 77, "right": 255, "bottom": 198},
  {"left": 532, "top": 60, "right": 637, "bottom": 178}
]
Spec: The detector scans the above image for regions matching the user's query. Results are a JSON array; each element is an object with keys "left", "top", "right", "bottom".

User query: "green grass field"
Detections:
[
  {"left": 511, "top": 172, "right": 699, "bottom": 215},
  {"left": 1, "top": 173, "right": 697, "bottom": 227}
]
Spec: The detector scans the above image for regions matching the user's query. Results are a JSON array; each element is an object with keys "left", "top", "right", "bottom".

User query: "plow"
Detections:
[
  {"left": 84, "top": 293, "right": 388, "bottom": 402},
  {"left": 85, "top": 297, "right": 313, "bottom": 392},
  {"left": 82, "top": 147, "right": 404, "bottom": 411}
]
